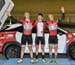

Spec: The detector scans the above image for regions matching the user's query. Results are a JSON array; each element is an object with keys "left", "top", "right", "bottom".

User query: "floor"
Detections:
[{"left": 1, "top": 58, "right": 75, "bottom": 65}]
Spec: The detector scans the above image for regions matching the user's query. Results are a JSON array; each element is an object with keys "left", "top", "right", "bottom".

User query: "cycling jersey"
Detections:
[
  {"left": 34, "top": 22, "right": 45, "bottom": 37},
  {"left": 47, "top": 20, "right": 58, "bottom": 36},
  {"left": 19, "top": 19, "right": 33, "bottom": 35}
]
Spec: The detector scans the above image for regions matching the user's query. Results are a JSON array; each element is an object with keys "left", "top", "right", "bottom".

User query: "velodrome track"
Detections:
[
  {"left": 0, "top": 58, "right": 75, "bottom": 65},
  {"left": 0, "top": 54, "right": 75, "bottom": 65}
]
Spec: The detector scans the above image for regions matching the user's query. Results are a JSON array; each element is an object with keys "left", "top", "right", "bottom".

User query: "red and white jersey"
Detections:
[
  {"left": 47, "top": 20, "right": 58, "bottom": 36},
  {"left": 34, "top": 22, "right": 45, "bottom": 37},
  {"left": 19, "top": 19, "right": 33, "bottom": 35}
]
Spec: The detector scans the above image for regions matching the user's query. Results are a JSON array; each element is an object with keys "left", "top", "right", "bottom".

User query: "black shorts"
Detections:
[
  {"left": 49, "top": 36, "right": 58, "bottom": 44},
  {"left": 35, "top": 37, "right": 45, "bottom": 45},
  {"left": 21, "top": 34, "right": 33, "bottom": 45}
]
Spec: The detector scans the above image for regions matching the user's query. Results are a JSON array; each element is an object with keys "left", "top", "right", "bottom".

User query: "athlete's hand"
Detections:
[
  {"left": 61, "top": 6, "right": 65, "bottom": 13},
  {"left": 6, "top": 11, "right": 11, "bottom": 16}
]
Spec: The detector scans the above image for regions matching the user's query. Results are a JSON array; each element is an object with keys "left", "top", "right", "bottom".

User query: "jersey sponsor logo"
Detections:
[
  {"left": 48, "top": 25, "right": 58, "bottom": 30},
  {"left": 23, "top": 23, "right": 32, "bottom": 30}
]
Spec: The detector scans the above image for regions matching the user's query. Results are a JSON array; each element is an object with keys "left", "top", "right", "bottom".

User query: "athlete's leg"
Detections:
[
  {"left": 33, "top": 37, "right": 39, "bottom": 62},
  {"left": 53, "top": 36, "right": 58, "bottom": 63},
  {"left": 28, "top": 35, "right": 33, "bottom": 62},
  {"left": 41, "top": 37, "right": 46, "bottom": 62},
  {"left": 28, "top": 45, "right": 33, "bottom": 59},
  {"left": 54, "top": 44, "right": 58, "bottom": 59},
  {"left": 28, "top": 44, "right": 34, "bottom": 62},
  {"left": 33, "top": 44, "right": 39, "bottom": 63},
  {"left": 53, "top": 44, "right": 58, "bottom": 63},
  {"left": 18, "top": 45, "right": 25, "bottom": 63},
  {"left": 48, "top": 36, "right": 53, "bottom": 59},
  {"left": 20, "top": 45, "right": 26, "bottom": 59},
  {"left": 41, "top": 44, "right": 45, "bottom": 59},
  {"left": 35, "top": 44, "right": 39, "bottom": 59},
  {"left": 41, "top": 44, "right": 46, "bottom": 62},
  {"left": 18, "top": 34, "right": 26, "bottom": 63},
  {"left": 49, "top": 44, "right": 53, "bottom": 59},
  {"left": 48, "top": 44, "right": 54, "bottom": 63}
]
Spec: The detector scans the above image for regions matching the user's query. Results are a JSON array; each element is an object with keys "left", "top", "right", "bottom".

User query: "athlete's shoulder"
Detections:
[
  {"left": 30, "top": 20, "right": 34, "bottom": 23},
  {"left": 30, "top": 19, "right": 33, "bottom": 22},
  {"left": 55, "top": 19, "right": 58, "bottom": 23},
  {"left": 47, "top": 20, "right": 51, "bottom": 24},
  {"left": 43, "top": 21, "right": 46, "bottom": 24}
]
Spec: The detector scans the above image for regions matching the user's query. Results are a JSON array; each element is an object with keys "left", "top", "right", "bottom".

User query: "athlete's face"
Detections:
[
  {"left": 48, "top": 14, "right": 54, "bottom": 21},
  {"left": 38, "top": 15, "right": 43, "bottom": 22},
  {"left": 24, "top": 12, "right": 30, "bottom": 19}
]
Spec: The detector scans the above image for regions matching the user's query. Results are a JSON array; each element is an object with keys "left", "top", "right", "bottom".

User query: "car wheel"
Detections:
[
  {"left": 4, "top": 44, "right": 21, "bottom": 59},
  {"left": 67, "top": 42, "right": 75, "bottom": 60}
]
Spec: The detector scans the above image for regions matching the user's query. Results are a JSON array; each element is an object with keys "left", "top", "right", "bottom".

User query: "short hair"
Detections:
[
  {"left": 24, "top": 12, "right": 30, "bottom": 15},
  {"left": 38, "top": 13, "right": 43, "bottom": 17}
]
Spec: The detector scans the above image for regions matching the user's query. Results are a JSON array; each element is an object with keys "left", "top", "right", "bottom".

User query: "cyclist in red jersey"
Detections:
[
  {"left": 46, "top": 6, "right": 65, "bottom": 63},
  {"left": 33, "top": 13, "right": 46, "bottom": 63},
  {"left": 18, "top": 12, "right": 34, "bottom": 63}
]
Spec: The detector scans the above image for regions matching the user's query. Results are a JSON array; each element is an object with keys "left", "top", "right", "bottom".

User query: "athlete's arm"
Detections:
[
  {"left": 44, "top": 21, "right": 49, "bottom": 28},
  {"left": 18, "top": 20, "right": 24, "bottom": 23},
  {"left": 33, "top": 21, "right": 37, "bottom": 28},
  {"left": 6, "top": 12, "right": 18, "bottom": 24},
  {"left": 10, "top": 16, "right": 18, "bottom": 24},
  {"left": 58, "top": 6, "right": 65, "bottom": 23},
  {"left": 44, "top": 21, "right": 48, "bottom": 28}
]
